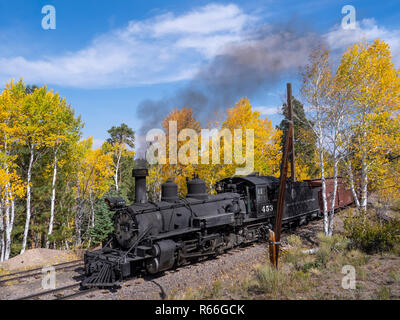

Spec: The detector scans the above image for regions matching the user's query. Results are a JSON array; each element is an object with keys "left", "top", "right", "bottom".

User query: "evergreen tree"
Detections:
[
  {"left": 278, "top": 97, "right": 318, "bottom": 179},
  {"left": 106, "top": 123, "right": 135, "bottom": 193},
  {"left": 89, "top": 196, "right": 115, "bottom": 245}
]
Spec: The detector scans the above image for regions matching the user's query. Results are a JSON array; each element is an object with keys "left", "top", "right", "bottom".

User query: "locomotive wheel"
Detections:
[{"left": 146, "top": 258, "right": 160, "bottom": 274}]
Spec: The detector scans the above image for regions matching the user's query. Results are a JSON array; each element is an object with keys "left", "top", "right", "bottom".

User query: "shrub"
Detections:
[
  {"left": 375, "top": 286, "right": 391, "bottom": 300},
  {"left": 281, "top": 248, "right": 306, "bottom": 269},
  {"left": 250, "top": 263, "right": 312, "bottom": 298},
  {"left": 205, "top": 280, "right": 223, "bottom": 299},
  {"left": 287, "top": 235, "right": 303, "bottom": 248},
  {"left": 281, "top": 235, "right": 308, "bottom": 270},
  {"left": 301, "top": 260, "right": 323, "bottom": 272},
  {"left": 316, "top": 233, "right": 349, "bottom": 266},
  {"left": 344, "top": 211, "right": 400, "bottom": 254},
  {"left": 345, "top": 249, "right": 370, "bottom": 267},
  {"left": 389, "top": 271, "right": 400, "bottom": 285},
  {"left": 254, "top": 264, "right": 286, "bottom": 296},
  {"left": 171, "top": 280, "right": 224, "bottom": 300}
]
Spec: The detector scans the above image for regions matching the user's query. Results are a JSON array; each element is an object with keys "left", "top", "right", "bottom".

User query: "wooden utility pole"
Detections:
[
  {"left": 270, "top": 83, "right": 294, "bottom": 268},
  {"left": 287, "top": 83, "right": 296, "bottom": 182}
]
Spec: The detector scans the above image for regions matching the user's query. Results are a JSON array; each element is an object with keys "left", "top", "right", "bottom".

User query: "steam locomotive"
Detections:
[{"left": 82, "top": 169, "right": 353, "bottom": 287}]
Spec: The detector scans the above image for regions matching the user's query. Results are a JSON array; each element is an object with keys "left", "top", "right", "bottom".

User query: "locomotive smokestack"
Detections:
[{"left": 132, "top": 168, "right": 148, "bottom": 204}]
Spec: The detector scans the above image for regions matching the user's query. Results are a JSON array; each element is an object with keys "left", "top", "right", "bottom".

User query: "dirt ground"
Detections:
[
  {"left": 1, "top": 208, "right": 398, "bottom": 300},
  {"left": 0, "top": 248, "right": 82, "bottom": 274},
  {"left": 171, "top": 210, "right": 400, "bottom": 300}
]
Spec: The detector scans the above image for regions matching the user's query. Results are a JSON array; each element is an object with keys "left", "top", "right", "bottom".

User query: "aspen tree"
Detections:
[
  {"left": 301, "top": 47, "right": 331, "bottom": 235},
  {"left": 221, "top": 98, "right": 282, "bottom": 178},
  {"left": 0, "top": 80, "right": 26, "bottom": 258},
  {"left": 73, "top": 138, "right": 113, "bottom": 245},
  {"left": 336, "top": 40, "right": 400, "bottom": 212},
  {"left": 45, "top": 97, "right": 82, "bottom": 248},
  {"left": 18, "top": 86, "right": 61, "bottom": 253}
]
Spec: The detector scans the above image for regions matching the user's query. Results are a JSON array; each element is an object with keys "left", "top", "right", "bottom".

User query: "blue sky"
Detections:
[{"left": 0, "top": 0, "right": 399, "bottom": 151}]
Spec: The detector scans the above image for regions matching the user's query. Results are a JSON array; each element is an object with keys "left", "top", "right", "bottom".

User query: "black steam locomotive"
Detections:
[{"left": 82, "top": 169, "right": 341, "bottom": 288}]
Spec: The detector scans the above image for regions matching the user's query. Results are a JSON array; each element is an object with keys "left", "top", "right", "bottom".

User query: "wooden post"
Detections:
[
  {"left": 271, "top": 83, "right": 294, "bottom": 268},
  {"left": 287, "top": 83, "right": 296, "bottom": 182},
  {"left": 268, "top": 230, "right": 276, "bottom": 266}
]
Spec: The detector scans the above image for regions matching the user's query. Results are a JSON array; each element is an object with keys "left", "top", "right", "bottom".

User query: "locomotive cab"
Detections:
[{"left": 217, "top": 174, "right": 277, "bottom": 219}]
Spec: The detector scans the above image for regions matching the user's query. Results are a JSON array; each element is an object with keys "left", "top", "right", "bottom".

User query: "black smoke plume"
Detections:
[{"left": 136, "top": 22, "right": 322, "bottom": 157}]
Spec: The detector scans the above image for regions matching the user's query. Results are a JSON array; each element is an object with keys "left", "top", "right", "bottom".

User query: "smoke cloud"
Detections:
[{"left": 136, "top": 23, "right": 322, "bottom": 157}]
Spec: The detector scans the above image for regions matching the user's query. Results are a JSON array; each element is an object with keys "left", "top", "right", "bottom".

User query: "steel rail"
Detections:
[
  {"left": 56, "top": 287, "right": 99, "bottom": 300},
  {"left": 0, "top": 260, "right": 83, "bottom": 285},
  {"left": 0, "top": 259, "right": 82, "bottom": 279},
  {"left": 15, "top": 283, "right": 81, "bottom": 300}
]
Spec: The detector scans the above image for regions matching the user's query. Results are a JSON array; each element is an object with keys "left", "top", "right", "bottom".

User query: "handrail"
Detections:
[{"left": 119, "top": 225, "right": 153, "bottom": 262}]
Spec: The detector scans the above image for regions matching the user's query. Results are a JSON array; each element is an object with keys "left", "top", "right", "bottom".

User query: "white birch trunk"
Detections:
[
  {"left": 46, "top": 153, "right": 58, "bottom": 248},
  {"left": 318, "top": 133, "right": 328, "bottom": 235},
  {"left": 360, "top": 153, "right": 368, "bottom": 211},
  {"left": 114, "top": 149, "right": 122, "bottom": 192},
  {"left": 0, "top": 235, "right": 4, "bottom": 261},
  {"left": 0, "top": 204, "right": 4, "bottom": 261},
  {"left": 3, "top": 159, "right": 11, "bottom": 260},
  {"left": 3, "top": 136, "right": 14, "bottom": 260},
  {"left": 75, "top": 215, "right": 81, "bottom": 246},
  {"left": 75, "top": 218, "right": 81, "bottom": 246},
  {"left": 1, "top": 134, "right": 7, "bottom": 261},
  {"left": 4, "top": 194, "right": 15, "bottom": 260},
  {"left": 346, "top": 161, "right": 360, "bottom": 209},
  {"left": 21, "top": 147, "right": 35, "bottom": 254},
  {"left": 75, "top": 200, "right": 84, "bottom": 246},
  {"left": 114, "top": 168, "right": 119, "bottom": 192},
  {"left": 328, "top": 158, "right": 338, "bottom": 236}
]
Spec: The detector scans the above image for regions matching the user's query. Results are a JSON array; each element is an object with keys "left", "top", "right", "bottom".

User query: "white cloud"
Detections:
[
  {"left": 0, "top": 3, "right": 252, "bottom": 88},
  {"left": 324, "top": 18, "right": 400, "bottom": 66},
  {"left": 3, "top": 5, "right": 399, "bottom": 90},
  {"left": 151, "top": 4, "right": 251, "bottom": 36},
  {"left": 254, "top": 106, "right": 281, "bottom": 116}
]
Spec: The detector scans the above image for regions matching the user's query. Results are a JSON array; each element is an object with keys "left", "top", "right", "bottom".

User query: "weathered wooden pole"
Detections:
[
  {"left": 270, "top": 83, "right": 294, "bottom": 268},
  {"left": 287, "top": 83, "right": 296, "bottom": 182}
]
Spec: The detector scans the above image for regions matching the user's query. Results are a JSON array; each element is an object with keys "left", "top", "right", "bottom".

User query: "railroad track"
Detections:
[
  {"left": 6, "top": 219, "right": 323, "bottom": 300},
  {"left": 0, "top": 259, "right": 84, "bottom": 286},
  {"left": 15, "top": 282, "right": 99, "bottom": 300}
]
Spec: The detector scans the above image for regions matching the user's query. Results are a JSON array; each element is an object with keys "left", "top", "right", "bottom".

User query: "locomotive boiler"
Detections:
[{"left": 82, "top": 169, "right": 352, "bottom": 288}]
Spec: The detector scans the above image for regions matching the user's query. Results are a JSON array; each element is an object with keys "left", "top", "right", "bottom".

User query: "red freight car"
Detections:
[{"left": 306, "top": 177, "right": 354, "bottom": 211}]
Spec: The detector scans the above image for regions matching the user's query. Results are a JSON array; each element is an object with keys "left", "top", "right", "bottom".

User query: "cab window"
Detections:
[{"left": 257, "top": 187, "right": 267, "bottom": 202}]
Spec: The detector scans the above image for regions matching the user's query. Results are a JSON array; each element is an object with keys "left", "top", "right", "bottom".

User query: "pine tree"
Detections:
[
  {"left": 278, "top": 97, "right": 318, "bottom": 179},
  {"left": 89, "top": 197, "right": 114, "bottom": 245}
]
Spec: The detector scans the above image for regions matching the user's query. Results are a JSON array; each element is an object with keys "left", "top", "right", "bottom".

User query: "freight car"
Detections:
[
  {"left": 82, "top": 170, "right": 353, "bottom": 288},
  {"left": 306, "top": 177, "right": 354, "bottom": 210}
]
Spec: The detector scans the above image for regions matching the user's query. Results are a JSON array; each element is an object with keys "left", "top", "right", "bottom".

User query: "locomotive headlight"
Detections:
[
  {"left": 114, "top": 210, "right": 138, "bottom": 250},
  {"left": 105, "top": 197, "right": 126, "bottom": 210}
]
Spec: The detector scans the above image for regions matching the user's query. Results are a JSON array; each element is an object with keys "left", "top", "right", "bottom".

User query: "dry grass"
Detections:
[
  {"left": 245, "top": 263, "right": 311, "bottom": 299},
  {"left": 375, "top": 286, "right": 392, "bottom": 300},
  {"left": 168, "top": 203, "right": 400, "bottom": 300},
  {"left": 169, "top": 280, "right": 224, "bottom": 300},
  {"left": 170, "top": 230, "right": 400, "bottom": 300},
  {"left": 0, "top": 267, "right": 10, "bottom": 277}
]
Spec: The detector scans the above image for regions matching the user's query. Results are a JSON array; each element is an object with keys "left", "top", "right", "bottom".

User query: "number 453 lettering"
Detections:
[{"left": 261, "top": 205, "right": 273, "bottom": 213}]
